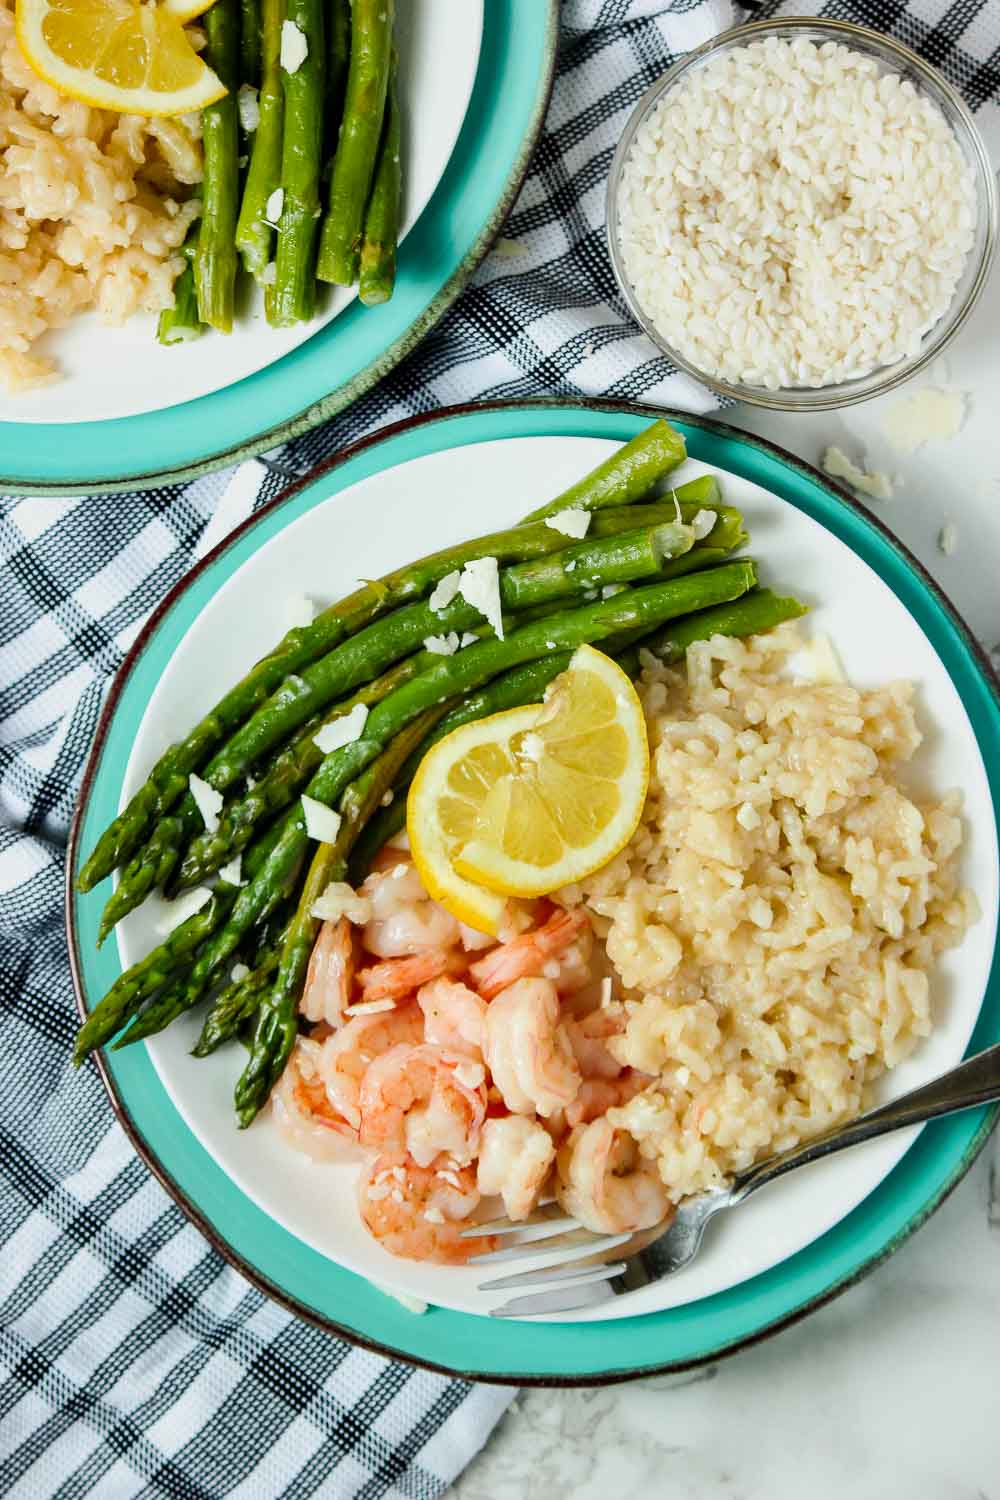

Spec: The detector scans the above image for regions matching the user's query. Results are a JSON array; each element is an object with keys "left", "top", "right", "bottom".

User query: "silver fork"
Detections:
[{"left": 466, "top": 1041, "right": 1000, "bottom": 1318}]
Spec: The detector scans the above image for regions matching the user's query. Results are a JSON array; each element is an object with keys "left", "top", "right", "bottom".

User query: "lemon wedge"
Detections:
[
  {"left": 408, "top": 646, "right": 649, "bottom": 928},
  {"left": 16, "top": 0, "right": 227, "bottom": 116},
  {"left": 161, "top": 0, "right": 215, "bottom": 20}
]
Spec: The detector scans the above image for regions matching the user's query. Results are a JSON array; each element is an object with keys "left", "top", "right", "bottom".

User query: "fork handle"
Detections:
[{"left": 730, "top": 1042, "right": 1000, "bottom": 1204}]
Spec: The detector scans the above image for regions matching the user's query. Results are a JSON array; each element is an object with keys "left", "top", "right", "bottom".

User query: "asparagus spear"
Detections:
[
  {"left": 72, "top": 890, "right": 236, "bottom": 1063},
  {"left": 267, "top": 0, "right": 326, "bottom": 326},
  {"left": 158, "top": 225, "right": 203, "bottom": 345},
  {"left": 316, "top": 0, "right": 393, "bottom": 284},
  {"left": 358, "top": 46, "right": 400, "bottom": 305},
  {"left": 522, "top": 420, "right": 686, "bottom": 522},
  {"left": 241, "top": 0, "right": 262, "bottom": 86},
  {"left": 195, "top": 0, "right": 240, "bottom": 332},
  {"left": 236, "top": 0, "right": 286, "bottom": 280},
  {"left": 641, "top": 588, "right": 807, "bottom": 661},
  {"left": 192, "top": 945, "right": 282, "bottom": 1057},
  {"left": 78, "top": 498, "right": 685, "bottom": 892},
  {"left": 234, "top": 705, "right": 443, "bottom": 1124},
  {"left": 324, "top": 0, "right": 351, "bottom": 163}
]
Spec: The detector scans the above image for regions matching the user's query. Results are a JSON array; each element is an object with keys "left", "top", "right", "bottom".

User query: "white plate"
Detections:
[
  {"left": 11, "top": 0, "right": 483, "bottom": 425},
  {"left": 116, "top": 435, "right": 999, "bottom": 1320}
]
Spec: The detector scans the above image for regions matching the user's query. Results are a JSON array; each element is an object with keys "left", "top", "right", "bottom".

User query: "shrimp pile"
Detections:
[{"left": 271, "top": 850, "right": 671, "bottom": 1263}]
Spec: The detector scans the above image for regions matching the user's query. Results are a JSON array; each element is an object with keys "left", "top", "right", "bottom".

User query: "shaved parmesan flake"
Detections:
[
  {"left": 808, "top": 635, "right": 846, "bottom": 684},
  {"left": 264, "top": 187, "right": 284, "bottom": 225},
  {"left": 311, "top": 881, "right": 373, "bottom": 925},
  {"left": 381, "top": 790, "right": 393, "bottom": 807},
  {"left": 423, "top": 632, "right": 459, "bottom": 656},
  {"left": 301, "top": 795, "right": 342, "bottom": 844},
  {"left": 219, "top": 853, "right": 244, "bottom": 886},
  {"left": 189, "top": 774, "right": 223, "bottom": 834},
  {"left": 237, "top": 84, "right": 259, "bottom": 132},
  {"left": 544, "top": 508, "right": 591, "bottom": 539},
  {"left": 938, "top": 522, "right": 958, "bottom": 556},
  {"left": 459, "top": 632, "right": 479, "bottom": 648},
  {"left": 371, "top": 1282, "right": 428, "bottom": 1314},
  {"left": 458, "top": 556, "right": 503, "bottom": 640},
  {"left": 599, "top": 976, "right": 613, "bottom": 1007},
  {"left": 691, "top": 508, "right": 717, "bottom": 539},
  {"left": 155, "top": 886, "right": 212, "bottom": 937},
  {"left": 313, "top": 702, "right": 369, "bottom": 754},
  {"left": 260, "top": 261, "right": 277, "bottom": 285},
  {"left": 230, "top": 962, "right": 250, "bottom": 983},
  {"left": 600, "top": 584, "right": 626, "bottom": 600},
  {"left": 428, "top": 569, "right": 461, "bottom": 612},
  {"left": 345, "top": 999, "right": 397, "bottom": 1016},
  {"left": 280, "top": 20, "right": 308, "bottom": 72}
]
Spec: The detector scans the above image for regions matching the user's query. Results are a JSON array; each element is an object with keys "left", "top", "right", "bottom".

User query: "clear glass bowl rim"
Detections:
[{"left": 605, "top": 16, "right": 999, "bottom": 412}]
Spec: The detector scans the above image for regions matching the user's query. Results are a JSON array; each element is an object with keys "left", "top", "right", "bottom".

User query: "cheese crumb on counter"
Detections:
[
  {"left": 821, "top": 446, "right": 894, "bottom": 502},
  {"left": 882, "top": 387, "right": 967, "bottom": 454}
]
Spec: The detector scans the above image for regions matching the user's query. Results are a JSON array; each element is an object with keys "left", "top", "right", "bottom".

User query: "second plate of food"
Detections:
[
  {"left": 69, "top": 400, "right": 1000, "bottom": 1381},
  {"left": 1, "top": 0, "right": 555, "bottom": 492}
]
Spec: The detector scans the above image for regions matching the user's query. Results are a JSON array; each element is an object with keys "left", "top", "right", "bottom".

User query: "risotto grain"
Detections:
[
  {"left": 571, "top": 625, "right": 976, "bottom": 1201},
  {"left": 0, "top": 0, "right": 201, "bottom": 391}
]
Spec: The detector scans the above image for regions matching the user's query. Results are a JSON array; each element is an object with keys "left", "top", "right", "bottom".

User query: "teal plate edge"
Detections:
[
  {"left": 67, "top": 399, "right": 1000, "bottom": 1385},
  {"left": 1, "top": 1, "right": 558, "bottom": 495}
]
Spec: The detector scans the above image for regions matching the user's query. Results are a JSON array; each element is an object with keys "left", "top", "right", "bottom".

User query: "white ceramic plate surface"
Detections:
[
  {"left": 115, "top": 435, "right": 999, "bottom": 1320},
  {"left": 11, "top": 0, "right": 483, "bottom": 425}
]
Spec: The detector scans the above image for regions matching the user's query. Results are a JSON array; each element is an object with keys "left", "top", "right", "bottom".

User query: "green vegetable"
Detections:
[
  {"left": 192, "top": 944, "right": 282, "bottom": 1057},
  {"left": 521, "top": 419, "right": 686, "bottom": 522},
  {"left": 195, "top": 0, "right": 240, "bottom": 331},
  {"left": 267, "top": 0, "right": 326, "bottom": 325},
  {"left": 157, "top": 224, "right": 202, "bottom": 345},
  {"left": 358, "top": 47, "right": 400, "bottom": 305},
  {"left": 241, "top": 0, "right": 262, "bottom": 85},
  {"left": 73, "top": 889, "right": 235, "bottom": 1063},
  {"left": 324, "top": 0, "right": 351, "bottom": 161},
  {"left": 236, "top": 0, "right": 286, "bottom": 280},
  {"left": 641, "top": 587, "right": 807, "bottom": 661},
  {"left": 316, "top": 0, "right": 393, "bottom": 284}
]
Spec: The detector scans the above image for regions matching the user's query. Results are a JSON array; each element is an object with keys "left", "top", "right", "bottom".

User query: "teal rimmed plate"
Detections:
[
  {"left": 68, "top": 400, "right": 1000, "bottom": 1383},
  {"left": 1, "top": 1, "right": 556, "bottom": 496}
]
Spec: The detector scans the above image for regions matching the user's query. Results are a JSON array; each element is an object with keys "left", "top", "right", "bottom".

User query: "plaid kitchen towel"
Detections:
[{"left": 2, "top": 1, "right": 997, "bottom": 1495}]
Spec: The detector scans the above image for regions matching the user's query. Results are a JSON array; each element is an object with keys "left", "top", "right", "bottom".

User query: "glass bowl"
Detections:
[{"left": 606, "top": 17, "right": 998, "bottom": 411}]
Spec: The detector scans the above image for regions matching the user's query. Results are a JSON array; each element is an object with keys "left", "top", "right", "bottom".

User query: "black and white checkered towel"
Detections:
[{"left": 2, "top": 2, "right": 997, "bottom": 1495}]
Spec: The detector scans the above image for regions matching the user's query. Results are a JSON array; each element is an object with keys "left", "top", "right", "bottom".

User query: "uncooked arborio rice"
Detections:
[
  {"left": 0, "top": 0, "right": 202, "bottom": 390},
  {"left": 571, "top": 625, "right": 976, "bottom": 1201},
  {"left": 616, "top": 37, "right": 977, "bottom": 390}
]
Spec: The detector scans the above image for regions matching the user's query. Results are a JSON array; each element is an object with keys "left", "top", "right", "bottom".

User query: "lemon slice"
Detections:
[
  {"left": 161, "top": 0, "right": 215, "bottom": 20},
  {"left": 16, "top": 0, "right": 227, "bottom": 116},
  {"left": 408, "top": 646, "right": 649, "bottom": 925}
]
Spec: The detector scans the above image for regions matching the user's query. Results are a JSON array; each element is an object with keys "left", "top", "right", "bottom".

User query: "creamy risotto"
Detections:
[
  {"left": 0, "top": 0, "right": 201, "bottom": 391},
  {"left": 574, "top": 624, "right": 976, "bottom": 1201}
]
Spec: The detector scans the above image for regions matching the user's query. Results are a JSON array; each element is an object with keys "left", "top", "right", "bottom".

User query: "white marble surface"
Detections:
[{"left": 447, "top": 267, "right": 1000, "bottom": 1500}]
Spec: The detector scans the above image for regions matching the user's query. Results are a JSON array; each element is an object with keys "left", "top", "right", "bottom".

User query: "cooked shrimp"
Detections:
[
  {"left": 320, "top": 1002, "right": 424, "bottom": 1129},
  {"left": 482, "top": 977, "right": 582, "bottom": 1117},
  {"left": 300, "top": 916, "right": 356, "bottom": 1027},
  {"left": 555, "top": 1117, "right": 672, "bottom": 1235},
  {"left": 476, "top": 1115, "right": 556, "bottom": 1221},
  {"left": 356, "top": 948, "right": 456, "bottom": 1001},
  {"left": 470, "top": 908, "right": 591, "bottom": 1000},
  {"left": 361, "top": 859, "right": 461, "bottom": 958},
  {"left": 358, "top": 1152, "right": 499, "bottom": 1264},
  {"left": 359, "top": 1043, "right": 487, "bottom": 1167},
  {"left": 565, "top": 1004, "right": 627, "bottom": 1081},
  {"left": 417, "top": 977, "right": 487, "bottom": 1057},
  {"left": 271, "top": 1037, "right": 360, "bottom": 1162},
  {"left": 564, "top": 1072, "right": 650, "bottom": 1129}
]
